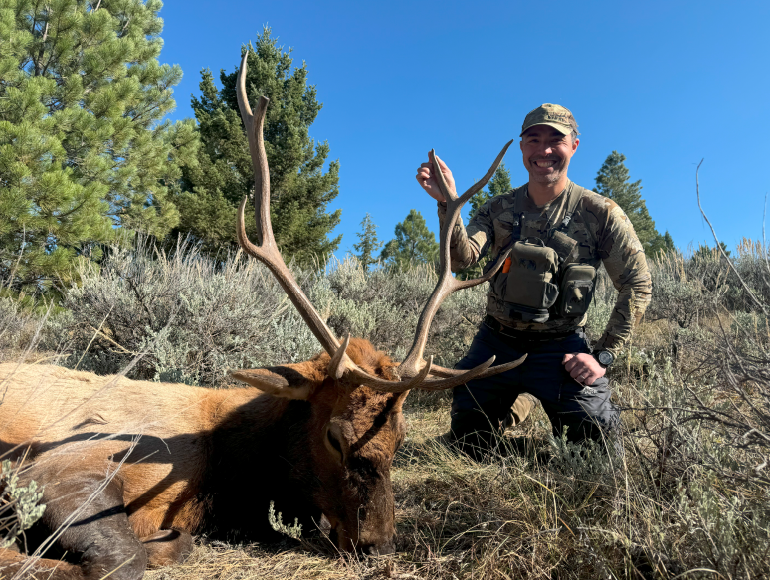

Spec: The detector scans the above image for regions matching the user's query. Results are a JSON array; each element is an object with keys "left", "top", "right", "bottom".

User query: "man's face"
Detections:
[{"left": 519, "top": 125, "right": 579, "bottom": 185}]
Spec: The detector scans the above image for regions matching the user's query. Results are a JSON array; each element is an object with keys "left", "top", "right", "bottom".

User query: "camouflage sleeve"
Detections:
[
  {"left": 437, "top": 201, "right": 494, "bottom": 271},
  {"left": 594, "top": 203, "right": 653, "bottom": 356}
]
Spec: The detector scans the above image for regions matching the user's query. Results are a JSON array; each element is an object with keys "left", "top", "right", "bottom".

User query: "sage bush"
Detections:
[{"left": 43, "top": 239, "right": 486, "bottom": 385}]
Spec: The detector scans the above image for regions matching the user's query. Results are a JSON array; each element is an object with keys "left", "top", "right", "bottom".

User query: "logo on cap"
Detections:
[{"left": 520, "top": 104, "right": 578, "bottom": 137}]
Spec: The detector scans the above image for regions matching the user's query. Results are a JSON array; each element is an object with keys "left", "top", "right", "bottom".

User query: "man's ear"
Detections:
[{"left": 231, "top": 360, "right": 325, "bottom": 400}]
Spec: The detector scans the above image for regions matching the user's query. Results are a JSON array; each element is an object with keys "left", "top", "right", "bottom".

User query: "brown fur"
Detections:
[{"left": 0, "top": 339, "right": 408, "bottom": 579}]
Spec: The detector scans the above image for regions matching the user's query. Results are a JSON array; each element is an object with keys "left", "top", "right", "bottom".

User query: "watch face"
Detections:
[{"left": 598, "top": 351, "right": 614, "bottom": 366}]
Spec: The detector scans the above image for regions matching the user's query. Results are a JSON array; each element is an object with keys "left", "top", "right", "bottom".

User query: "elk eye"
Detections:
[{"left": 327, "top": 430, "right": 343, "bottom": 456}]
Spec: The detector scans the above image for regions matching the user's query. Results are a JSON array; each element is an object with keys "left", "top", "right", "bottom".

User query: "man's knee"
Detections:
[
  {"left": 450, "top": 407, "right": 501, "bottom": 439},
  {"left": 451, "top": 383, "right": 512, "bottom": 438},
  {"left": 553, "top": 378, "right": 620, "bottom": 443},
  {"left": 449, "top": 401, "right": 508, "bottom": 459}
]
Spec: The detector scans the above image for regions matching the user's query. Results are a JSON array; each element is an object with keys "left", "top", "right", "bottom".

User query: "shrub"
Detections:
[
  {"left": 47, "top": 238, "right": 320, "bottom": 385},
  {"left": 45, "top": 240, "right": 486, "bottom": 385},
  {"left": 0, "top": 461, "right": 45, "bottom": 549},
  {"left": 318, "top": 258, "right": 485, "bottom": 366}
]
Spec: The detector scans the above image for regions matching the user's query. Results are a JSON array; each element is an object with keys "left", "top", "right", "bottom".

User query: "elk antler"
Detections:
[
  {"left": 235, "top": 50, "right": 525, "bottom": 393},
  {"left": 394, "top": 147, "right": 514, "bottom": 379},
  {"left": 235, "top": 52, "right": 341, "bottom": 357}
]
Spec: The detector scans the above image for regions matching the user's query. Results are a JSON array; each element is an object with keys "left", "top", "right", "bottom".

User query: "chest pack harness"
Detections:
[{"left": 492, "top": 184, "right": 597, "bottom": 325}]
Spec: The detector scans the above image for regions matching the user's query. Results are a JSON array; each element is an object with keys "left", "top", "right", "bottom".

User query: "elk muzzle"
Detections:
[{"left": 324, "top": 462, "right": 397, "bottom": 555}]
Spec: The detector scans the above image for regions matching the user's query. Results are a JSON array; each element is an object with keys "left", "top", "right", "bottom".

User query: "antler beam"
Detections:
[
  {"left": 394, "top": 144, "right": 515, "bottom": 381},
  {"left": 235, "top": 49, "right": 525, "bottom": 393},
  {"left": 235, "top": 53, "right": 341, "bottom": 356}
]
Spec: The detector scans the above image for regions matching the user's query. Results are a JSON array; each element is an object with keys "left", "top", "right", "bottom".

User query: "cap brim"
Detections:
[{"left": 519, "top": 121, "right": 572, "bottom": 137}]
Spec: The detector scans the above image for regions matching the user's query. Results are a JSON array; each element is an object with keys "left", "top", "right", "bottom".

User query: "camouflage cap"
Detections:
[{"left": 520, "top": 103, "right": 579, "bottom": 137}]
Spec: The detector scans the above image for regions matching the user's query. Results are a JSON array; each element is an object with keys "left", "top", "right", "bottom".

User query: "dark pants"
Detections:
[{"left": 451, "top": 323, "right": 620, "bottom": 455}]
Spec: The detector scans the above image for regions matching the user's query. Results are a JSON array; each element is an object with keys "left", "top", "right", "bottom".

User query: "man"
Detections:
[{"left": 416, "top": 104, "right": 652, "bottom": 456}]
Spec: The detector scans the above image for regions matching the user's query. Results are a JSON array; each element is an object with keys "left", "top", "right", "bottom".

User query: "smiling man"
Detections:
[{"left": 416, "top": 104, "right": 652, "bottom": 456}]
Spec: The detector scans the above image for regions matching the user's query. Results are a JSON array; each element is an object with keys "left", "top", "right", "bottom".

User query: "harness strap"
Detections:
[
  {"left": 547, "top": 183, "right": 584, "bottom": 263},
  {"left": 558, "top": 182, "right": 585, "bottom": 232},
  {"left": 510, "top": 185, "right": 527, "bottom": 242}
]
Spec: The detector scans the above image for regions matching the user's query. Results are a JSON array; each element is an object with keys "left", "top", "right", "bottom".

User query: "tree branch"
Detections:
[{"left": 695, "top": 159, "right": 767, "bottom": 315}]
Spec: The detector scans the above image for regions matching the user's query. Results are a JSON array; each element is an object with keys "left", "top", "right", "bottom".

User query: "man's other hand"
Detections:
[
  {"left": 562, "top": 353, "right": 606, "bottom": 386},
  {"left": 416, "top": 154, "right": 456, "bottom": 202}
]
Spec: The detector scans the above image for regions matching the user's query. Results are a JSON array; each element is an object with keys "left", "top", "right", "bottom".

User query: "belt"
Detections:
[{"left": 484, "top": 315, "right": 581, "bottom": 343}]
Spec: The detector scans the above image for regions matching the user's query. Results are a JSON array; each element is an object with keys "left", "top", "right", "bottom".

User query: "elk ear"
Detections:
[{"left": 230, "top": 361, "right": 324, "bottom": 400}]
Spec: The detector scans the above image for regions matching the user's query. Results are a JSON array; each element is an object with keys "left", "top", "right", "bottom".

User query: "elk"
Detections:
[{"left": 0, "top": 52, "right": 523, "bottom": 580}]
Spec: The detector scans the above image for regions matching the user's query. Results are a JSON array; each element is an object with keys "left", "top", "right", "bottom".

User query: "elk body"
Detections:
[{"left": 0, "top": 52, "right": 523, "bottom": 580}]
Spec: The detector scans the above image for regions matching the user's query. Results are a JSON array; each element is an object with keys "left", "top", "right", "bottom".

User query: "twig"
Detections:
[
  {"left": 695, "top": 159, "right": 767, "bottom": 314},
  {"left": 6, "top": 226, "right": 26, "bottom": 292},
  {"left": 86, "top": 326, "right": 135, "bottom": 355},
  {"left": 75, "top": 308, "right": 113, "bottom": 369}
]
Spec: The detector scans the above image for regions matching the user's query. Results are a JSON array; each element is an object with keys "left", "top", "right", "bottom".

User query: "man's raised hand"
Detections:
[{"left": 416, "top": 154, "right": 456, "bottom": 203}]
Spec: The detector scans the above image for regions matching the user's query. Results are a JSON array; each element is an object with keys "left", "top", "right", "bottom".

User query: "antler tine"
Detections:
[
  {"left": 235, "top": 53, "right": 341, "bottom": 358},
  {"left": 345, "top": 355, "right": 434, "bottom": 393},
  {"left": 354, "top": 353, "right": 527, "bottom": 394},
  {"left": 397, "top": 140, "right": 513, "bottom": 383},
  {"left": 236, "top": 53, "right": 254, "bottom": 128},
  {"left": 328, "top": 333, "right": 352, "bottom": 380},
  {"left": 416, "top": 354, "right": 526, "bottom": 391},
  {"left": 237, "top": 52, "right": 271, "bottom": 245},
  {"left": 236, "top": 48, "right": 519, "bottom": 393}
]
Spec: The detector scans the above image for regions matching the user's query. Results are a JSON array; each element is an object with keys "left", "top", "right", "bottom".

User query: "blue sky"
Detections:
[{"left": 158, "top": 0, "right": 770, "bottom": 259}]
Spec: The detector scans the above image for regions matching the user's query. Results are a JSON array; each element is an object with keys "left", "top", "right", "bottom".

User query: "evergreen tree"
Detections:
[
  {"left": 468, "top": 162, "right": 512, "bottom": 220},
  {"left": 174, "top": 27, "right": 341, "bottom": 266},
  {"left": 380, "top": 209, "right": 438, "bottom": 269},
  {"left": 661, "top": 231, "right": 675, "bottom": 254},
  {"left": 593, "top": 151, "right": 668, "bottom": 256},
  {"left": 457, "top": 163, "right": 512, "bottom": 278},
  {"left": 0, "top": 0, "right": 198, "bottom": 293},
  {"left": 693, "top": 240, "right": 731, "bottom": 262},
  {"left": 353, "top": 213, "right": 382, "bottom": 272}
]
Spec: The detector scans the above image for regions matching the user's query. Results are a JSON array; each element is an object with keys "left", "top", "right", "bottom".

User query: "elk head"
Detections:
[{"left": 230, "top": 51, "right": 525, "bottom": 554}]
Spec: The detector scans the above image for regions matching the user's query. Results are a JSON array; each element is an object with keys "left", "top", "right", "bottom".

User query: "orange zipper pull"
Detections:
[{"left": 502, "top": 256, "right": 511, "bottom": 274}]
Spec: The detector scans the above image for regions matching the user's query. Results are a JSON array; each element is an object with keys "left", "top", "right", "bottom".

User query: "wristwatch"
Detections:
[{"left": 593, "top": 350, "right": 615, "bottom": 368}]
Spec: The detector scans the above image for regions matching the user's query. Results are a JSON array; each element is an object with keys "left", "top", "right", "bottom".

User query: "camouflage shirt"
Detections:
[{"left": 438, "top": 181, "right": 652, "bottom": 356}]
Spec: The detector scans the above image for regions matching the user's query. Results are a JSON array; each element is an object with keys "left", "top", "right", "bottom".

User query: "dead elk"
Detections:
[{"left": 0, "top": 52, "right": 523, "bottom": 580}]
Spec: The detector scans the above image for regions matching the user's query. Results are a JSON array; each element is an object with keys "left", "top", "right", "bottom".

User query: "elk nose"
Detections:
[{"left": 361, "top": 539, "right": 395, "bottom": 556}]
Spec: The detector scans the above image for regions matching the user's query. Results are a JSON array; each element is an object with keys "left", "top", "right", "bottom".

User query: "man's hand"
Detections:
[
  {"left": 562, "top": 353, "right": 606, "bottom": 386},
  {"left": 416, "top": 154, "right": 456, "bottom": 202}
]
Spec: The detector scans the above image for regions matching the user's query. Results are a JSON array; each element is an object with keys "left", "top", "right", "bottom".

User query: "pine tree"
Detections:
[
  {"left": 468, "top": 162, "right": 512, "bottom": 220},
  {"left": 174, "top": 27, "right": 341, "bottom": 266},
  {"left": 693, "top": 240, "right": 731, "bottom": 262},
  {"left": 662, "top": 231, "right": 675, "bottom": 253},
  {"left": 457, "top": 163, "right": 512, "bottom": 279},
  {"left": 380, "top": 210, "right": 439, "bottom": 270},
  {"left": 593, "top": 151, "right": 668, "bottom": 257},
  {"left": 0, "top": 0, "right": 198, "bottom": 293},
  {"left": 353, "top": 213, "right": 382, "bottom": 272}
]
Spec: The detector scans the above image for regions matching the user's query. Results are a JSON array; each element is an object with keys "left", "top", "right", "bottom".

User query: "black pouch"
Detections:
[{"left": 556, "top": 263, "right": 596, "bottom": 317}]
